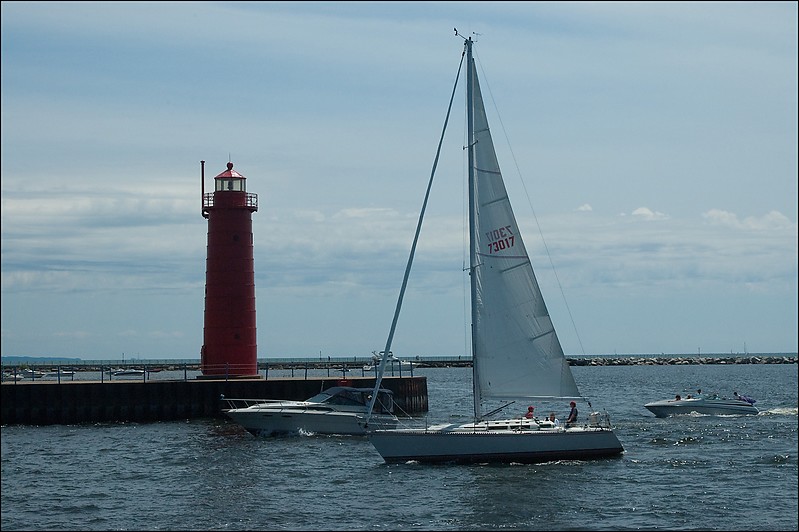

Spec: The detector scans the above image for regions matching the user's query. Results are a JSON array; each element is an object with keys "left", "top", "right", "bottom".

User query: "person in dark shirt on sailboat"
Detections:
[{"left": 565, "top": 401, "right": 578, "bottom": 427}]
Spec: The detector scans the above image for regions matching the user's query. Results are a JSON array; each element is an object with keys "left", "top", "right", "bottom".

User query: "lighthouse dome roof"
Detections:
[{"left": 214, "top": 162, "right": 246, "bottom": 179}]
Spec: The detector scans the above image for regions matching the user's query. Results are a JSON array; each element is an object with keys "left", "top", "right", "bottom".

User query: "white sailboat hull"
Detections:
[{"left": 369, "top": 424, "right": 623, "bottom": 464}]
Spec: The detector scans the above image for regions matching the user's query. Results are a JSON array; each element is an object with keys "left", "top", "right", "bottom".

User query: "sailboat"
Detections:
[{"left": 364, "top": 33, "right": 624, "bottom": 464}]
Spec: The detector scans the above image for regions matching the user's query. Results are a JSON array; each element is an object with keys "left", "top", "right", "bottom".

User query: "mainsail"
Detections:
[{"left": 467, "top": 57, "right": 580, "bottom": 411}]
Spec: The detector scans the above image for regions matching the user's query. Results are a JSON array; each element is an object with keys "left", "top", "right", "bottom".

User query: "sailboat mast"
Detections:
[{"left": 465, "top": 37, "right": 481, "bottom": 421}]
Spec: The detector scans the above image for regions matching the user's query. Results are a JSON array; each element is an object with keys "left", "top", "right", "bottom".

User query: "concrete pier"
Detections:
[{"left": 0, "top": 376, "right": 427, "bottom": 426}]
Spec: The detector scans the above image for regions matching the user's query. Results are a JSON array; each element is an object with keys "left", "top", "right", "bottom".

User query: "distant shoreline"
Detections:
[
  {"left": 566, "top": 354, "right": 797, "bottom": 366},
  {"left": 408, "top": 355, "right": 797, "bottom": 368},
  {"left": 2, "top": 354, "right": 796, "bottom": 371}
]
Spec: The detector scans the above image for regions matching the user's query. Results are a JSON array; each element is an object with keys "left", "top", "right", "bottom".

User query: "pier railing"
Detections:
[
  {"left": 2, "top": 354, "right": 796, "bottom": 384},
  {"left": 0, "top": 357, "right": 429, "bottom": 383}
]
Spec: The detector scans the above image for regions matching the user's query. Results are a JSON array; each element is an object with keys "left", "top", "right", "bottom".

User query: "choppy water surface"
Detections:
[{"left": 2, "top": 363, "right": 796, "bottom": 531}]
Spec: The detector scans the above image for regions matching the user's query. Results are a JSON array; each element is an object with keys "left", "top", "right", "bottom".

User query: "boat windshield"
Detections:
[{"left": 307, "top": 387, "right": 394, "bottom": 413}]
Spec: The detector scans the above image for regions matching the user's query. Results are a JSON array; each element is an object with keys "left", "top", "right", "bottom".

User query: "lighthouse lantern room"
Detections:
[{"left": 200, "top": 161, "right": 259, "bottom": 377}]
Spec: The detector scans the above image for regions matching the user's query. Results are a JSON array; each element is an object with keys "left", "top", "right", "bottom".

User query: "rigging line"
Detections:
[
  {"left": 473, "top": 50, "right": 587, "bottom": 357},
  {"left": 365, "top": 46, "right": 467, "bottom": 425}
]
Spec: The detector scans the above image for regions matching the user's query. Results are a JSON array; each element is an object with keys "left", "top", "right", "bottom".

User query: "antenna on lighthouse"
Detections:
[{"left": 201, "top": 160, "right": 208, "bottom": 219}]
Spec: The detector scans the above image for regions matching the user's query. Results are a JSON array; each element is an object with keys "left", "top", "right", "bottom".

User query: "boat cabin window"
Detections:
[
  {"left": 309, "top": 387, "right": 393, "bottom": 413},
  {"left": 326, "top": 389, "right": 368, "bottom": 407}
]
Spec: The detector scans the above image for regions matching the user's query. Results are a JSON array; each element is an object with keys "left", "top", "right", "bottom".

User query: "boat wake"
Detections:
[{"left": 761, "top": 406, "right": 799, "bottom": 416}]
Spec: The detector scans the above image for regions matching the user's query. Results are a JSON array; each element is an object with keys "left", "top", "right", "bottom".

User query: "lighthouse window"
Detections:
[{"left": 215, "top": 179, "right": 245, "bottom": 192}]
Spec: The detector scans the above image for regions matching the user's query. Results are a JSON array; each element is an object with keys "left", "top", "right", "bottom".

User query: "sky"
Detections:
[{"left": 1, "top": 1, "right": 797, "bottom": 361}]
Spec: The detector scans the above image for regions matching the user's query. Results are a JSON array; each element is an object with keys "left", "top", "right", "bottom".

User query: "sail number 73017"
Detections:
[{"left": 485, "top": 226, "right": 516, "bottom": 254}]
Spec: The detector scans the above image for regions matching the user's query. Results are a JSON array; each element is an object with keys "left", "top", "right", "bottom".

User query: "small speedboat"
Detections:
[
  {"left": 644, "top": 394, "right": 759, "bottom": 417},
  {"left": 43, "top": 370, "right": 75, "bottom": 378},
  {"left": 221, "top": 386, "right": 399, "bottom": 437},
  {"left": 111, "top": 369, "right": 145, "bottom": 377}
]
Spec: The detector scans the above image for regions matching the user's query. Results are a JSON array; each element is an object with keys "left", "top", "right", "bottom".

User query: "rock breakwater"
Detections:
[{"left": 567, "top": 355, "right": 797, "bottom": 366}]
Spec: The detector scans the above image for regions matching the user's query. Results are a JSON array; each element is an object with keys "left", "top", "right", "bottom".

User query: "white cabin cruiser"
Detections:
[
  {"left": 363, "top": 351, "right": 417, "bottom": 372},
  {"left": 644, "top": 393, "right": 758, "bottom": 417},
  {"left": 221, "top": 386, "right": 399, "bottom": 437}
]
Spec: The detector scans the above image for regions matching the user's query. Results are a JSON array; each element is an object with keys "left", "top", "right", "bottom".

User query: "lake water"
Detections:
[{"left": 1, "top": 363, "right": 796, "bottom": 531}]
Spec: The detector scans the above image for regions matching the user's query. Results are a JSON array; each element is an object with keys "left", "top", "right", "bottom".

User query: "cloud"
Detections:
[
  {"left": 703, "top": 209, "right": 796, "bottom": 231},
  {"left": 629, "top": 207, "right": 668, "bottom": 221}
]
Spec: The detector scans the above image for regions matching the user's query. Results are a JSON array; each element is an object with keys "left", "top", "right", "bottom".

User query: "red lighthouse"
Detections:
[{"left": 200, "top": 161, "right": 259, "bottom": 377}]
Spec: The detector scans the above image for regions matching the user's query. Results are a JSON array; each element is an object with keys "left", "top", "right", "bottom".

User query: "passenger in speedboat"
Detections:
[
  {"left": 565, "top": 401, "right": 578, "bottom": 426},
  {"left": 733, "top": 391, "right": 756, "bottom": 404},
  {"left": 673, "top": 394, "right": 682, "bottom": 401}
]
